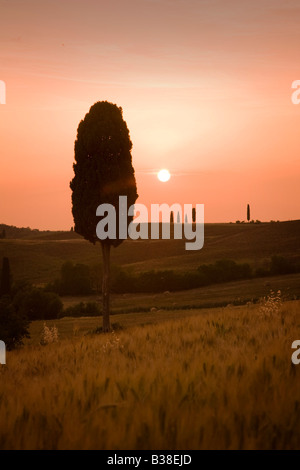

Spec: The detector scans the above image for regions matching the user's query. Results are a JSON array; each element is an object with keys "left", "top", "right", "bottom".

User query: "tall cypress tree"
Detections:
[{"left": 70, "top": 101, "right": 138, "bottom": 331}]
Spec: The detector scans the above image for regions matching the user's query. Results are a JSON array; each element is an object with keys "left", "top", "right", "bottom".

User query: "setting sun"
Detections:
[{"left": 157, "top": 169, "right": 171, "bottom": 182}]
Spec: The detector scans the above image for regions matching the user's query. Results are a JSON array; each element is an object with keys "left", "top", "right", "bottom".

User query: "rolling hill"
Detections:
[{"left": 0, "top": 220, "right": 299, "bottom": 285}]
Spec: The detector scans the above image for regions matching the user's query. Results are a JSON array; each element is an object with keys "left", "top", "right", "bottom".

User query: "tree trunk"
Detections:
[{"left": 101, "top": 242, "right": 111, "bottom": 332}]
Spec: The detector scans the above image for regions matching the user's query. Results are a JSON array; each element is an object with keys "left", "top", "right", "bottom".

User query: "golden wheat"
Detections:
[{"left": 0, "top": 300, "right": 299, "bottom": 449}]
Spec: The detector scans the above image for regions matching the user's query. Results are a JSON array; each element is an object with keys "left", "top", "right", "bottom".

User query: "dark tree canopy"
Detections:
[{"left": 70, "top": 101, "right": 138, "bottom": 245}]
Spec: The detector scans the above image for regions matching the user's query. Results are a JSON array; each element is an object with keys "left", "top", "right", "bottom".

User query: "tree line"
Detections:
[{"left": 46, "top": 255, "right": 300, "bottom": 296}]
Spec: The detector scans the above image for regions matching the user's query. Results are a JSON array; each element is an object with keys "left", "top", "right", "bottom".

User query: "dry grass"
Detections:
[{"left": 1, "top": 300, "right": 300, "bottom": 450}]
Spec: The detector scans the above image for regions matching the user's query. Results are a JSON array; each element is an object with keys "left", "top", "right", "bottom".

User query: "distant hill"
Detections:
[
  {"left": 0, "top": 224, "right": 81, "bottom": 240},
  {"left": 0, "top": 220, "right": 299, "bottom": 285}
]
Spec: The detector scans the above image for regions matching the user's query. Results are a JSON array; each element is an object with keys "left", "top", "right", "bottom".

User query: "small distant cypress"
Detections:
[
  {"left": 247, "top": 204, "right": 250, "bottom": 222},
  {"left": 192, "top": 207, "right": 196, "bottom": 223}
]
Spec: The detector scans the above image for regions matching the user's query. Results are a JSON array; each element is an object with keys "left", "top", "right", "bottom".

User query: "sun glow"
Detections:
[{"left": 157, "top": 169, "right": 171, "bottom": 182}]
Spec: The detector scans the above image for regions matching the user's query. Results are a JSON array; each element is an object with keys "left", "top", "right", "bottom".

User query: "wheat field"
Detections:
[{"left": 0, "top": 299, "right": 300, "bottom": 450}]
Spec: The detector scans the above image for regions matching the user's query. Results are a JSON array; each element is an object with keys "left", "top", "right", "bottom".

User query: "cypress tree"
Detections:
[
  {"left": 247, "top": 204, "right": 250, "bottom": 222},
  {"left": 70, "top": 101, "right": 138, "bottom": 331}
]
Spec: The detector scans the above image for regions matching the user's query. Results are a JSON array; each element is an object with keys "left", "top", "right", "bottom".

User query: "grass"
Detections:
[
  {"left": 26, "top": 304, "right": 233, "bottom": 345},
  {"left": 1, "top": 220, "right": 300, "bottom": 449},
  {"left": 1, "top": 299, "right": 300, "bottom": 449}
]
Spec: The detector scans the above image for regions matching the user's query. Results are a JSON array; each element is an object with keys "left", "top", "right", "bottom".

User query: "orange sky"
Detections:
[{"left": 0, "top": 0, "right": 300, "bottom": 229}]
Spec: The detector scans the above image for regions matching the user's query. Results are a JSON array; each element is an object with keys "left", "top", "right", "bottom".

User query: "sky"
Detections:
[{"left": 0, "top": 0, "right": 300, "bottom": 230}]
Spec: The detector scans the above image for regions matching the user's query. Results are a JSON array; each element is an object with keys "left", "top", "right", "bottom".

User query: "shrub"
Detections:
[
  {"left": 259, "top": 290, "right": 282, "bottom": 318},
  {"left": 14, "top": 288, "right": 63, "bottom": 321},
  {"left": 40, "top": 323, "right": 59, "bottom": 345},
  {"left": 0, "top": 296, "right": 30, "bottom": 350}
]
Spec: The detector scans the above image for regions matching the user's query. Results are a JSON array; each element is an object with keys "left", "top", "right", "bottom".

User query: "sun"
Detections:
[{"left": 157, "top": 169, "right": 171, "bottom": 182}]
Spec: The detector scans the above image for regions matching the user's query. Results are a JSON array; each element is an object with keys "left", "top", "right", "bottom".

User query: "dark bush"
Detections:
[
  {"left": 0, "top": 296, "right": 30, "bottom": 350},
  {"left": 14, "top": 287, "right": 63, "bottom": 321}
]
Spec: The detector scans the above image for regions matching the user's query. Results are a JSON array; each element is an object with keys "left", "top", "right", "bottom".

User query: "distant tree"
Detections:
[
  {"left": 70, "top": 226, "right": 74, "bottom": 232},
  {"left": 270, "top": 255, "right": 293, "bottom": 275},
  {"left": 170, "top": 211, "right": 174, "bottom": 224},
  {"left": 54, "top": 261, "right": 92, "bottom": 295},
  {"left": 0, "top": 262, "right": 30, "bottom": 349},
  {"left": 0, "top": 297, "right": 30, "bottom": 350},
  {"left": 13, "top": 287, "right": 63, "bottom": 321},
  {"left": 192, "top": 207, "right": 196, "bottom": 223},
  {"left": 0, "top": 257, "right": 11, "bottom": 296},
  {"left": 247, "top": 204, "right": 250, "bottom": 222},
  {"left": 70, "top": 101, "right": 138, "bottom": 331}
]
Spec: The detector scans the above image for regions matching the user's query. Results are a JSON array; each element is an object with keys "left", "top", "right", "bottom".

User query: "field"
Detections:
[
  {"left": 1, "top": 220, "right": 299, "bottom": 285},
  {"left": 1, "top": 299, "right": 300, "bottom": 449},
  {"left": 1, "top": 221, "right": 300, "bottom": 449},
  {"left": 60, "top": 272, "right": 300, "bottom": 315}
]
